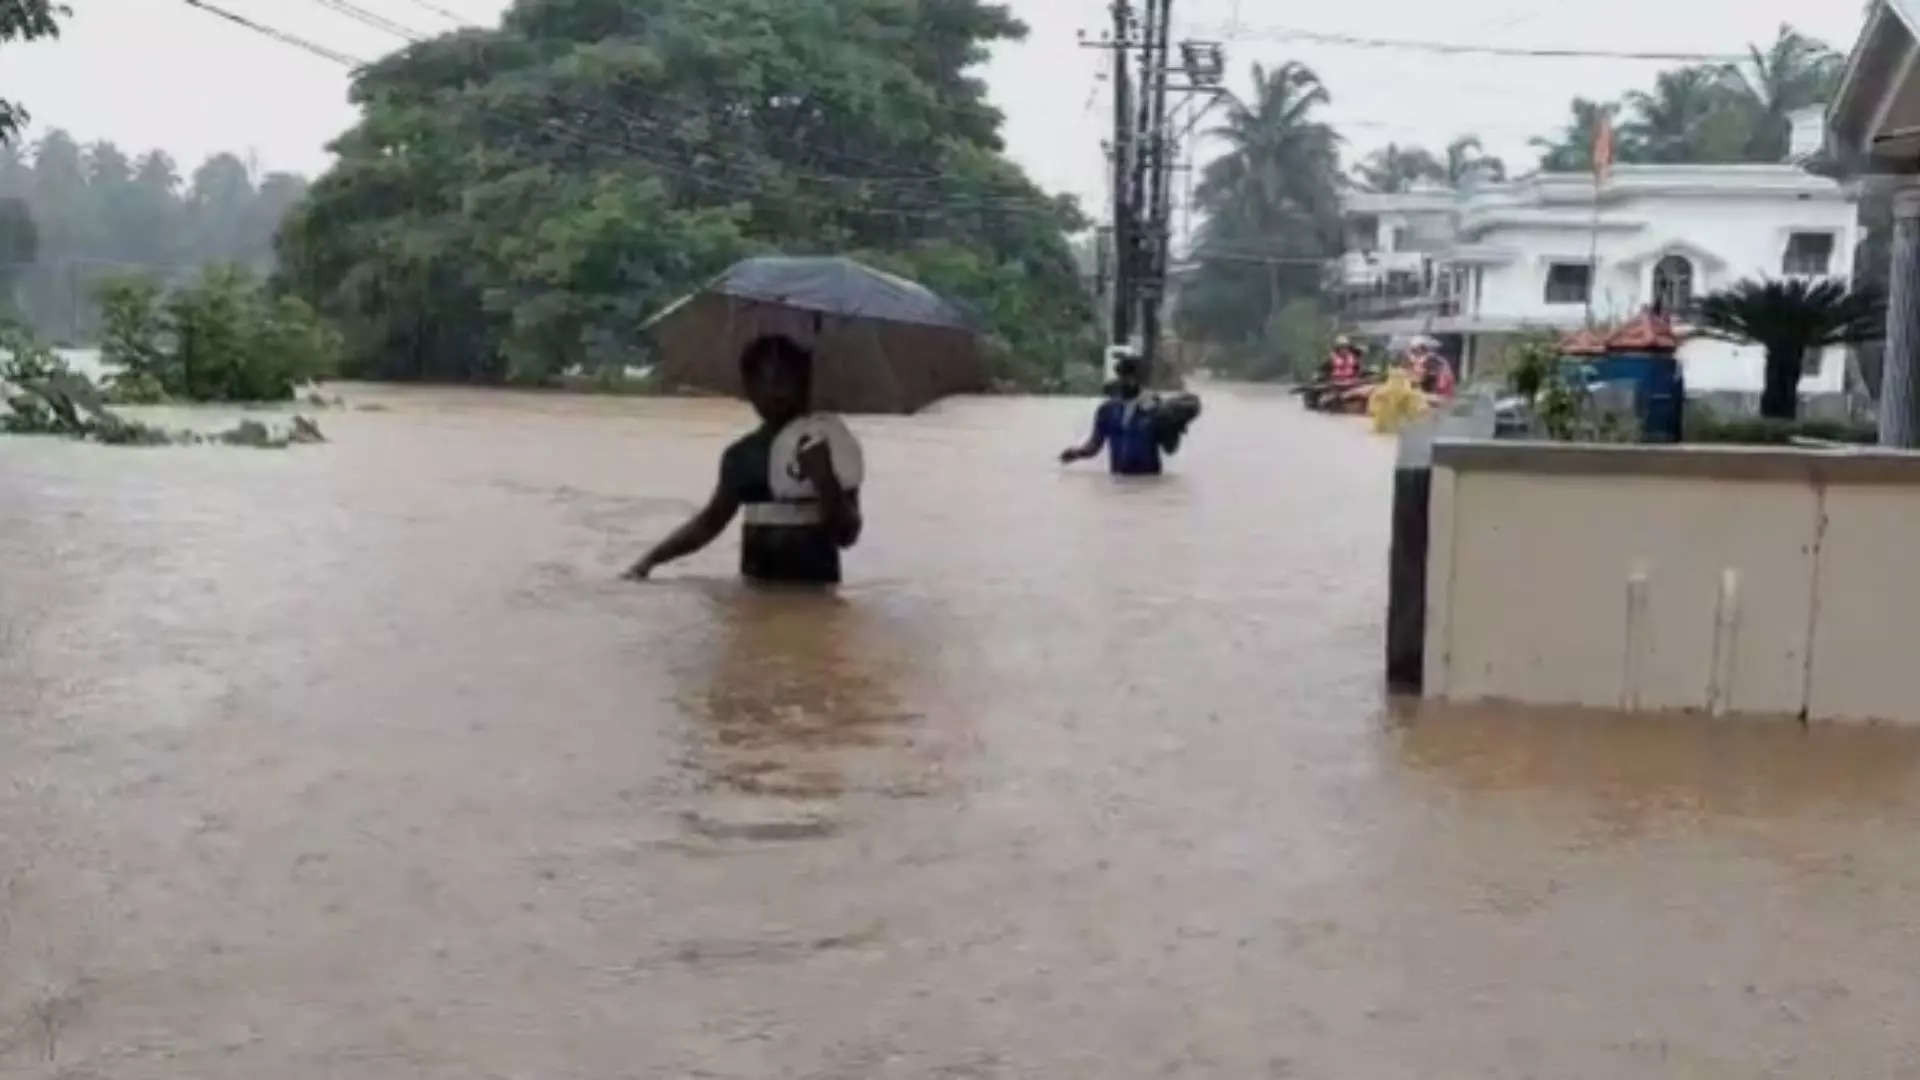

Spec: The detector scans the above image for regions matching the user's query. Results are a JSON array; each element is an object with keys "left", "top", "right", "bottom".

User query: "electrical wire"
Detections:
[
  {"left": 394, "top": 0, "right": 472, "bottom": 25},
  {"left": 179, "top": 0, "right": 367, "bottom": 66},
  {"left": 170, "top": 0, "right": 1048, "bottom": 205},
  {"left": 303, "top": 0, "right": 427, "bottom": 42},
  {"left": 529, "top": 110, "right": 1078, "bottom": 224},
  {"left": 1190, "top": 21, "right": 1744, "bottom": 63}
]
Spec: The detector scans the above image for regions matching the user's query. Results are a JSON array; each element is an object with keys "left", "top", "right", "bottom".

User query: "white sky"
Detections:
[{"left": 5, "top": 0, "right": 1873, "bottom": 210}]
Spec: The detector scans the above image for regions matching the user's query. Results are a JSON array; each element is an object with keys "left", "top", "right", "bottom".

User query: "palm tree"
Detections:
[
  {"left": 1532, "top": 98, "right": 1629, "bottom": 173},
  {"left": 1353, "top": 143, "right": 1446, "bottom": 193},
  {"left": 1445, "top": 134, "right": 1506, "bottom": 185},
  {"left": 1198, "top": 62, "right": 1341, "bottom": 226},
  {"left": 1624, "top": 66, "right": 1746, "bottom": 163},
  {"left": 1180, "top": 62, "right": 1344, "bottom": 349},
  {"left": 1696, "top": 278, "right": 1885, "bottom": 420},
  {"left": 1722, "top": 25, "right": 1845, "bottom": 162}
]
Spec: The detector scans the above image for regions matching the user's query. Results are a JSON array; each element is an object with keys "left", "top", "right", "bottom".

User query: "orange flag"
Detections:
[{"left": 1592, "top": 112, "right": 1614, "bottom": 185}]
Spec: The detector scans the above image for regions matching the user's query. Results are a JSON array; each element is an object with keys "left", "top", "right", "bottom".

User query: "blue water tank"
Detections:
[{"left": 1587, "top": 352, "right": 1683, "bottom": 443}]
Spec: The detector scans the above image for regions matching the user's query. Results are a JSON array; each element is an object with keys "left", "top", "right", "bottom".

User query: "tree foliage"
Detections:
[
  {"left": 95, "top": 267, "right": 339, "bottom": 402},
  {"left": 1531, "top": 98, "right": 1624, "bottom": 173},
  {"left": 1175, "top": 61, "right": 1343, "bottom": 370},
  {"left": 0, "top": 195, "right": 34, "bottom": 309},
  {"left": 0, "top": 0, "right": 64, "bottom": 144},
  {"left": 0, "top": 131, "right": 305, "bottom": 340},
  {"left": 1353, "top": 143, "right": 1445, "bottom": 193},
  {"left": 1352, "top": 136, "right": 1506, "bottom": 192},
  {"left": 278, "top": 0, "right": 1096, "bottom": 389},
  {"left": 1533, "top": 25, "right": 1844, "bottom": 171},
  {"left": 1696, "top": 277, "right": 1885, "bottom": 420}
]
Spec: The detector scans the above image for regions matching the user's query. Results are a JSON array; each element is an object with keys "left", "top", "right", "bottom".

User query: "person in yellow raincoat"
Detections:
[{"left": 1368, "top": 363, "right": 1430, "bottom": 434}]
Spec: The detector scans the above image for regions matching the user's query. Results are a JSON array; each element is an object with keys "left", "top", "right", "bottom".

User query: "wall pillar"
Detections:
[{"left": 1880, "top": 183, "right": 1920, "bottom": 447}]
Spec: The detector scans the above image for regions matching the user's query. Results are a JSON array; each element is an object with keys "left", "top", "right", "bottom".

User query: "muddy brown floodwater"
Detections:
[{"left": 6, "top": 384, "right": 1920, "bottom": 1078}]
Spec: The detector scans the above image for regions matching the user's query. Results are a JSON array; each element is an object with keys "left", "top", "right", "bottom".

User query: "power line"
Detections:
[
  {"left": 159, "top": 6, "right": 1074, "bottom": 218},
  {"left": 303, "top": 0, "right": 427, "bottom": 42},
  {"left": 179, "top": 0, "right": 367, "bottom": 67},
  {"left": 394, "top": 0, "right": 472, "bottom": 24},
  {"left": 1193, "top": 22, "right": 1744, "bottom": 63},
  {"left": 531, "top": 111, "right": 1077, "bottom": 224}
]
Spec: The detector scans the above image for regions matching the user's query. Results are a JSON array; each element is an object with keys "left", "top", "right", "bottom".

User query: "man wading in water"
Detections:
[
  {"left": 626, "top": 335, "right": 862, "bottom": 585},
  {"left": 1059, "top": 355, "right": 1163, "bottom": 477}
]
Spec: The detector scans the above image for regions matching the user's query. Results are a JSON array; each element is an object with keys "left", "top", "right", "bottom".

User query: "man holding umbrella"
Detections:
[{"left": 627, "top": 335, "right": 863, "bottom": 585}]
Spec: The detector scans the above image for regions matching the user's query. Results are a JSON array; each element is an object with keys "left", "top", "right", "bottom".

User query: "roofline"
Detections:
[{"left": 1829, "top": 1, "right": 1920, "bottom": 169}]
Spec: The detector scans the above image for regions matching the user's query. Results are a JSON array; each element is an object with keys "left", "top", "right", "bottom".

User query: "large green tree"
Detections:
[
  {"left": 1175, "top": 61, "right": 1343, "bottom": 374},
  {"left": 278, "top": 0, "right": 1095, "bottom": 388}
]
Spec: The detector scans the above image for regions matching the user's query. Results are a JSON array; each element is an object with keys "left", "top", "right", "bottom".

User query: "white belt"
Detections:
[{"left": 744, "top": 501, "right": 823, "bottom": 526}]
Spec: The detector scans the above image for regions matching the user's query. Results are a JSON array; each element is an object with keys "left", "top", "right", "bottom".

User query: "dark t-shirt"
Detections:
[
  {"left": 1096, "top": 398, "right": 1163, "bottom": 476},
  {"left": 720, "top": 425, "right": 844, "bottom": 584}
]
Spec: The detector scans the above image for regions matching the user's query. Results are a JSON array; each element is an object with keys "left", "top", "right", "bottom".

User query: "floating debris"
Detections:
[{"left": 4, "top": 377, "right": 327, "bottom": 450}]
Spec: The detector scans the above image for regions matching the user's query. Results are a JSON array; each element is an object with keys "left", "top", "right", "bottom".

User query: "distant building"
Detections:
[{"left": 1332, "top": 147, "right": 1862, "bottom": 411}]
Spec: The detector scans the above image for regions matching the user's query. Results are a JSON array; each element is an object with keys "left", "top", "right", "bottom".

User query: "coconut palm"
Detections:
[
  {"left": 1624, "top": 66, "right": 1747, "bottom": 163},
  {"left": 1445, "top": 134, "right": 1505, "bottom": 185},
  {"left": 1178, "top": 62, "right": 1344, "bottom": 353},
  {"left": 1353, "top": 143, "right": 1447, "bottom": 193},
  {"left": 1196, "top": 62, "right": 1341, "bottom": 229},
  {"left": 1722, "top": 25, "right": 1845, "bottom": 162},
  {"left": 1696, "top": 277, "right": 1885, "bottom": 420},
  {"left": 1532, "top": 98, "right": 1629, "bottom": 173}
]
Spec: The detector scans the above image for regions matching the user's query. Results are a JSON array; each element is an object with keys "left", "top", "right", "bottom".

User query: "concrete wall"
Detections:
[{"left": 1423, "top": 441, "right": 1920, "bottom": 723}]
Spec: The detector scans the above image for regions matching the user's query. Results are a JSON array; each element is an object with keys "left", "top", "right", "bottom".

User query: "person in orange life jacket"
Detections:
[
  {"left": 1327, "top": 336, "right": 1362, "bottom": 383},
  {"left": 1408, "top": 341, "right": 1456, "bottom": 398},
  {"left": 1060, "top": 356, "right": 1163, "bottom": 476},
  {"left": 626, "top": 335, "right": 861, "bottom": 585}
]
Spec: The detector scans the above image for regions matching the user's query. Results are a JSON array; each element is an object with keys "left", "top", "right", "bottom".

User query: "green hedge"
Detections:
[{"left": 1686, "top": 411, "right": 1878, "bottom": 446}]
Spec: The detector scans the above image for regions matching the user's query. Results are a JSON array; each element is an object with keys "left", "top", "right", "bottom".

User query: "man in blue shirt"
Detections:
[{"left": 1059, "top": 356, "right": 1163, "bottom": 476}]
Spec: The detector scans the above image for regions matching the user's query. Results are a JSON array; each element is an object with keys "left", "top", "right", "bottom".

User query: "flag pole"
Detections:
[
  {"left": 1586, "top": 174, "right": 1600, "bottom": 328},
  {"left": 1587, "top": 113, "right": 1612, "bottom": 329}
]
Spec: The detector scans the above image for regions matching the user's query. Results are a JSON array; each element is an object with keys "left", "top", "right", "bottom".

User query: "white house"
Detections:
[{"left": 1335, "top": 143, "right": 1862, "bottom": 409}]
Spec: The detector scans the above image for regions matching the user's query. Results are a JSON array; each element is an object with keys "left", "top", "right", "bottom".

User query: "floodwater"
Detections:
[{"left": 5, "top": 385, "right": 1920, "bottom": 1078}]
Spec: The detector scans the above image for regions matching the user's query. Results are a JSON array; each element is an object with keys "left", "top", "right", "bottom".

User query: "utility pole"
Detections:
[
  {"left": 1138, "top": 0, "right": 1175, "bottom": 378},
  {"left": 1108, "top": 0, "right": 1134, "bottom": 350},
  {"left": 1084, "top": 1, "right": 1224, "bottom": 380}
]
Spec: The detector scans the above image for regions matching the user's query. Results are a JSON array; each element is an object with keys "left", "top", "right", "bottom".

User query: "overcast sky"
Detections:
[{"left": 7, "top": 0, "right": 1872, "bottom": 210}]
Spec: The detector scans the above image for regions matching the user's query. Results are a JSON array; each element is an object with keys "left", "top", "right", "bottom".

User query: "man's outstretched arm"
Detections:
[
  {"left": 626, "top": 481, "right": 740, "bottom": 579},
  {"left": 1060, "top": 408, "right": 1108, "bottom": 464}
]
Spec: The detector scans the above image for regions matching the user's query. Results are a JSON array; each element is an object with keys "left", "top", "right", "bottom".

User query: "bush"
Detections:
[
  {"left": 1685, "top": 404, "right": 1877, "bottom": 445},
  {"left": 0, "top": 318, "right": 69, "bottom": 385},
  {"left": 92, "top": 267, "right": 340, "bottom": 403}
]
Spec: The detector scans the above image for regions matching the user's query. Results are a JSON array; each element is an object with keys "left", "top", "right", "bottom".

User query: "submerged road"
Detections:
[{"left": 4, "top": 384, "right": 1920, "bottom": 1077}]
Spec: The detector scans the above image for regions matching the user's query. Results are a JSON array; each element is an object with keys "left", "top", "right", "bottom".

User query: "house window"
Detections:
[
  {"left": 1544, "top": 262, "right": 1592, "bottom": 305},
  {"left": 1804, "top": 347, "right": 1825, "bottom": 378},
  {"left": 1391, "top": 225, "right": 1413, "bottom": 252},
  {"left": 1784, "top": 232, "right": 1835, "bottom": 276},
  {"left": 1652, "top": 255, "right": 1694, "bottom": 316}
]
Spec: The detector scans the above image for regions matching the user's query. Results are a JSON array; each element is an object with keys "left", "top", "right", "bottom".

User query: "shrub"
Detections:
[
  {"left": 1685, "top": 405, "right": 1877, "bottom": 445},
  {"left": 92, "top": 267, "right": 340, "bottom": 403}
]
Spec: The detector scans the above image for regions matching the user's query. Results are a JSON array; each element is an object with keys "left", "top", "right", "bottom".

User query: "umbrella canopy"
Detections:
[{"left": 646, "top": 256, "right": 985, "bottom": 414}]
